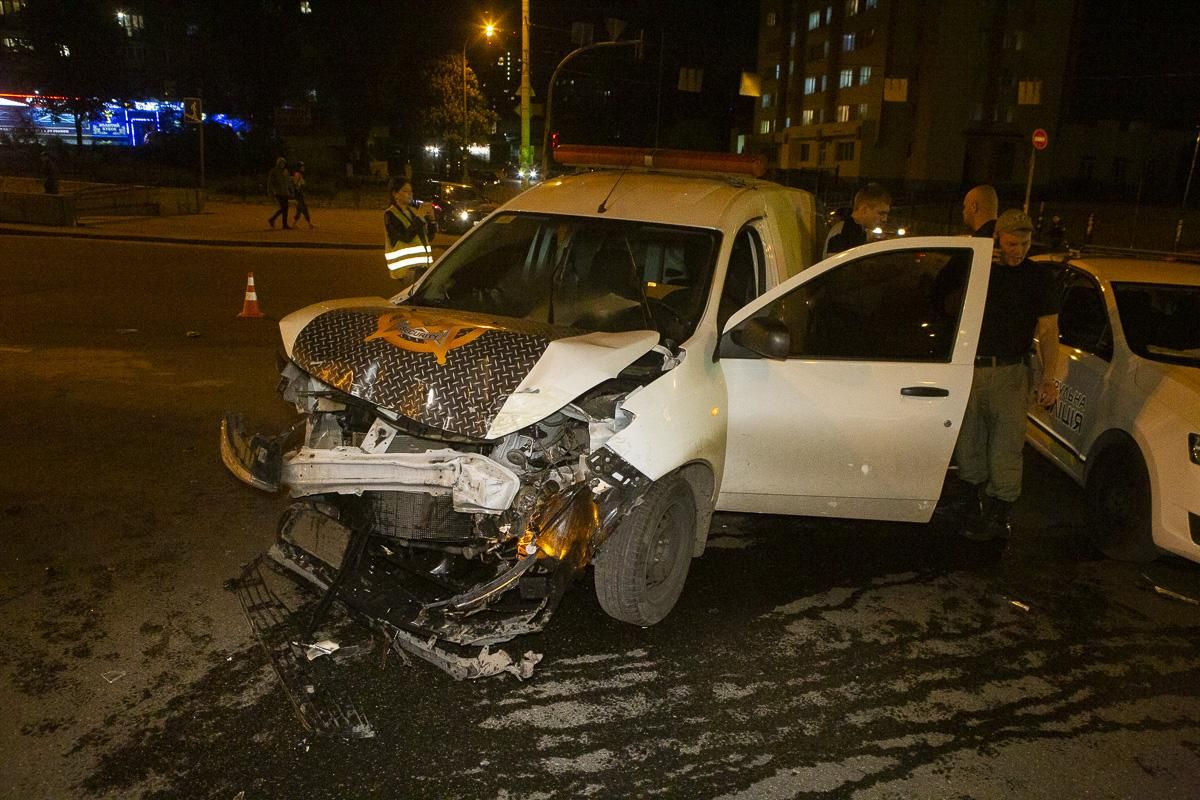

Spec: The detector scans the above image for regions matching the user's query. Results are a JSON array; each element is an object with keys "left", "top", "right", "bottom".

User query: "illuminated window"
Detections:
[
  {"left": 790, "top": 30, "right": 797, "bottom": 47},
  {"left": 846, "top": 0, "right": 859, "bottom": 15},
  {"left": 57, "top": 43, "right": 70, "bottom": 57},
  {"left": 760, "top": 120, "right": 771, "bottom": 134},
  {"left": 842, "top": 33, "right": 856, "bottom": 51},
  {"left": 837, "top": 104, "right": 849, "bottom": 122},
  {"left": 307, "top": 88, "right": 318, "bottom": 102},
  {"left": 300, "top": 1, "right": 312, "bottom": 12},
  {"left": 116, "top": 11, "right": 144, "bottom": 36},
  {"left": 865, "top": 0, "right": 877, "bottom": 7},
  {"left": 766, "top": 11, "right": 776, "bottom": 26},
  {"left": 785, "top": 116, "right": 791, "bottom": 128},
  {"left": 762, "top": 93, "right": 772, "bottom": 108},
  {"left": 857, "top": 103, "right": 868, "bottom": 118},
  {"left": 802, "top": 108, "right": 814, "bottom": 125},
  {"left": 808, "top": 10, "right": 820, "bottom": 29},
  {"left": 836, "top": 141, "right": 855, "bottom": 160},
  {"left": 825, "top": 5, "right": 833, "bottom": 24},
  {"left": 804, "top": 76, "right": 817, "bottom": 95},
  {"left": 775, "top": 63, "right": 781, "bottom": 79},
  {"left": 0, "top": 0, "right": 27, "bottom": 15},
  {"left": 840, "top": 69, "right": 853, "bottom": 88},
  {"left": 1018, "top": 79, "right": 1042, "bottom": 105},
  {"left": 859, "top": 66, "right": 871, "bottom": 85},
  {"left": 1, "top": 35, "right": 32, "bottom": 52}
]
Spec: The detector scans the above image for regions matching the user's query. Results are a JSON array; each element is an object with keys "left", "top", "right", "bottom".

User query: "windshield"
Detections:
[
  {"left": 408, "top": 213, "right": 720, "bottom": 344},
  {"left": 1112, "top": 281, "right": 1200, "bottom": 367}
]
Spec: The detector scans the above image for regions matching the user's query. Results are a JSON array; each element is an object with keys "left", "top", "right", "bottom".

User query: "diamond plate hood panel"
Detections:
[{"left": 291, "top": 306, "right": 578, "bottom": 439}]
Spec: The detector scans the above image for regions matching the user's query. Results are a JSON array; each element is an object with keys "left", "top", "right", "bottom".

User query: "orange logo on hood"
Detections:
[{"left": 364, "top": 310, "right": 496, "bottom": 365}]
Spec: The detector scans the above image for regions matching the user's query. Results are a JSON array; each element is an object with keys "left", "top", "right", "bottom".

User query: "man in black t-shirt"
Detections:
[{"left": 954, "top": 209, "right": 1060, "bottom": 542}]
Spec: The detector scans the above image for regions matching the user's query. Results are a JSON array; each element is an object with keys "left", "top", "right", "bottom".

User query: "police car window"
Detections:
[
  {"left": 1058, "top": 270, "right": 1112, "bottom": 359},
  {"left": 1112, "top": 281, "right": 1200, "bottom": 367},
  {"left": 760, "top": 248, "right": 970, "bottom": 361}
]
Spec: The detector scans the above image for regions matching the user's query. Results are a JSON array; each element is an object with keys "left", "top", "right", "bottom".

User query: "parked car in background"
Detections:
[
  {"left": 1026, "top": 251, "right": 1200, "bottom": 564},
  {"left": 418, "top": 180, "right": 499, "bottom": 235}
]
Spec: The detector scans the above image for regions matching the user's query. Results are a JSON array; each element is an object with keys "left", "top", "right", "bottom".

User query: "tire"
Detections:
[
  {"left": 593, "top": 475, "right": 696, "bottom": 626},
  {"left": 1085, "top": 442, "right": 1157, "bottom": 562}
]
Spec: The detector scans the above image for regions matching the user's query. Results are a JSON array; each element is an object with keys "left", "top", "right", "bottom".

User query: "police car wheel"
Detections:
[
  {"left": 593, "top": 475, "right": 694, "bottom": 626},
  {"left": 1084, "top": 442, "right": 1157, "bottom": 563}
]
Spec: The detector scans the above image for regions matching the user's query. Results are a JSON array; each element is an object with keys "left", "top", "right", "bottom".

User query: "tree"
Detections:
[
  {"left": 420, "top": 53, "right": 498, "bottom": 174},
  {"left": 20, "top": 0, "right": 131, "bottom": 147}
]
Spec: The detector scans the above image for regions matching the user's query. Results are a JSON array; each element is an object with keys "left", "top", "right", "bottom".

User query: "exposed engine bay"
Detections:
[{"left": 222, "top": 325, "right": 674, "bottom": 690}]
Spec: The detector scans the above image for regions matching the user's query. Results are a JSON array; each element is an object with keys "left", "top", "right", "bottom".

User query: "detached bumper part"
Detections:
[{"left": 220, "top": 413, "right": 283, "bottom": 492}]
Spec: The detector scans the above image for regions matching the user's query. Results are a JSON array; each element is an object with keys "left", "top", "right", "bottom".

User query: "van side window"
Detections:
[{"left": 719, "top": 226, "right": 765, "bottom": 331}]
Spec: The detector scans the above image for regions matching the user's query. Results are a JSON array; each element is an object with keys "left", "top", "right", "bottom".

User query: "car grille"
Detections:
[{"left": 369, "top": 491, "right": 475, "bottom": 541}]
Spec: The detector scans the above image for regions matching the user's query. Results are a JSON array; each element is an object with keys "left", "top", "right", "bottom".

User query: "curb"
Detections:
[{"left": 0, "top": 224, "right": 381, "bottom": 251}]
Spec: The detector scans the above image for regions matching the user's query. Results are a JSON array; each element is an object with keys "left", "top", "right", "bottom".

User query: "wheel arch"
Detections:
[
  {"left": 676, "top": 460, "right": 717, "bottom": 557},
  {"left": 1085, "top": 428, "right": 1145, "bottom": 486}
]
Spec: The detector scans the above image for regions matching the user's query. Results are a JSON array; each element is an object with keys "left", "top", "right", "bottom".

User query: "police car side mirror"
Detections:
[{"left": 725, "top": 316, "right": 791, "bottom": 360}]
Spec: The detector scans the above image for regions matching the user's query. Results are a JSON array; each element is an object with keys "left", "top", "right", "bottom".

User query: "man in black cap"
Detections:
[{"left": 954, "top": 209, "right": 1060, "bottom": 542}]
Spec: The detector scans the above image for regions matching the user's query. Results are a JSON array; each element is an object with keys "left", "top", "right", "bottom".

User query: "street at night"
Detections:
[{"left": 3, "top": 234, "right": 1200, "bottom": 799}]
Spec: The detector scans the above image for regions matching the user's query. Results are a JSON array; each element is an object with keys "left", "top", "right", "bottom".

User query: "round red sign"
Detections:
[{"left": 1032, "top": 128, "right": 1049, "bottom": 150}]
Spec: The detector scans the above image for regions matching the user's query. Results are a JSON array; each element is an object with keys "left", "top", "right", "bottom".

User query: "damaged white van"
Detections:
[{"left": 223, "top": 146, "right": 994, "bottom": 681}]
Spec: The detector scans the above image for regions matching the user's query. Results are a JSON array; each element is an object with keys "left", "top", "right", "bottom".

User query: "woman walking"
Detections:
[{"left": 291, "top": 161, "right": 314, "bottom": 229}]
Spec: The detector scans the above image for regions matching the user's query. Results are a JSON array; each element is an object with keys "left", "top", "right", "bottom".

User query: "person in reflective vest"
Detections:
[{"left": 384, "top": 177, "right": 432, "bottom": 280}]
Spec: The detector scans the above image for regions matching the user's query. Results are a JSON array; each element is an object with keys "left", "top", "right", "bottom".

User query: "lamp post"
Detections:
[{"left": 462, "top": 22, "right": 496, "bottom": 183}]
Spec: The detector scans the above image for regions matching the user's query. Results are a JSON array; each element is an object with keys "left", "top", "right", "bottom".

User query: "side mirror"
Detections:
[{"left": 729, "top": 316, "right": 790, "bottom": 360}]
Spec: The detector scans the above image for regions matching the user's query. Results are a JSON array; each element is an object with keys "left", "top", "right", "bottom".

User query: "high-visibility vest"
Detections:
[{"left": 384, "top": 205, "right": 432, "bottom": 277}]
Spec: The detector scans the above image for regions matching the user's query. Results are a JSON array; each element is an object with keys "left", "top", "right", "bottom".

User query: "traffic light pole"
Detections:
[{"left": 540, "top": 37, "right": 641, "bottom": 179}]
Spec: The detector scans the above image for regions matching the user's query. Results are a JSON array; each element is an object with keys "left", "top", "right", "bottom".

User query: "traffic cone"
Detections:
[{"left": 237, "top": 272, "right": 265, "bottom": 318}]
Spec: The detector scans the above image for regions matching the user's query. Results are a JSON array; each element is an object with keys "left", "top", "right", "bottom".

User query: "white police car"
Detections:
[{"left": 1027, "top": 253, "right": 1200, "bottom": 563}]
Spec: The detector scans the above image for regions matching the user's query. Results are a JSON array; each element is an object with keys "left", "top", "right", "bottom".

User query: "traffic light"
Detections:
[{"left": 551, "top": 131, "right": 559, "bottom": 150}]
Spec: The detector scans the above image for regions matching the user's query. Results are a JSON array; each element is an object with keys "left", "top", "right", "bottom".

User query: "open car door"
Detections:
[{"left": 716, "top": 236, "right": 993, "bottom": 522}]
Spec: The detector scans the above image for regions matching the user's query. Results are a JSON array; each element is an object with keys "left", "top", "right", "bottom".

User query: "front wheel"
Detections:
[
  {"left": 1085, "top": 442, "right": 1157, "bottom": 562},
  {"left": 593, "top": 475, "right": 695, "bottom": 626}
]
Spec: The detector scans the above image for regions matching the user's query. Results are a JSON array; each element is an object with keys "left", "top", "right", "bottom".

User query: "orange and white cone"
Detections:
[{"left": 237, "top": 272, "right": 265, "bottom": 318}]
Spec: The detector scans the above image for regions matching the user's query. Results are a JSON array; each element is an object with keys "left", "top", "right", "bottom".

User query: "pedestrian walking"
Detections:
[
  {"left": 962, "top": 184, "right": 998, "bottom": 238},
  {"left": 953, "top": 209, "right": 1060, "bottom": 543},
  {"left": 822, "top": 184, "right": 891, "bottom": 258},
  {"left": 40, "top": 151, "right": 60, "bottom": 195},
  {"left": 291, "top": 161, "right": 313, "bottom": 229},
  {"left": 266, "top": 157, "right": 292, "bottom": 229},
  {"left": 384, "top": 177, "right": 432, "bottom": 281}
]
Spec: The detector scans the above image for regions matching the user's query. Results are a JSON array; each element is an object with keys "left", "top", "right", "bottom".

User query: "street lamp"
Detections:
[{"left": 463, "top": 21, "right": 496, "bottom": 183}]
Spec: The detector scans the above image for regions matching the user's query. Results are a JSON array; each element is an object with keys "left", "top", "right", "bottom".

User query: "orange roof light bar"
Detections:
[{"left": 554, "top": 145, "right": 766, "bottom": 178}]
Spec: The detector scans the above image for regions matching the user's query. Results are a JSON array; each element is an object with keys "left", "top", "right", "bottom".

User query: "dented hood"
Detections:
[{"left": 286, "top": 303, "right": 659, "bottom": 439}]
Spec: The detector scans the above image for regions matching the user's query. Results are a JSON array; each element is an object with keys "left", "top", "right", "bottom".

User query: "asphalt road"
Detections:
[{"left": 2, "top": 235, "right": 1200, "bottom": 800}]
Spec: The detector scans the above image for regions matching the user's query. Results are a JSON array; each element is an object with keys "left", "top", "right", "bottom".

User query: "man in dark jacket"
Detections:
[{"left": 822, "top": 183, "right": 891, "bottom": 257}]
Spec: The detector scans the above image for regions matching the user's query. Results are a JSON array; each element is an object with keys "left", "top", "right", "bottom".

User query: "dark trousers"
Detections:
[
  {"left": 293, "top": 192, "right": 310, "bottom": 224},
  {"left": 268, "top": 195, "right": 290, "bottom": 227}
]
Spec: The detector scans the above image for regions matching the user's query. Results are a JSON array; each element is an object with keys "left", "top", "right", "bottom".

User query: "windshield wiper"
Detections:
[{"left": 622, "top": 237, "right": 654, "bottom": 331}]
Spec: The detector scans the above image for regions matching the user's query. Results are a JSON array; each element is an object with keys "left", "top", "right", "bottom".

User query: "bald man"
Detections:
[{"left": 962, "top": 185, "right": 998, "bottom": 238}]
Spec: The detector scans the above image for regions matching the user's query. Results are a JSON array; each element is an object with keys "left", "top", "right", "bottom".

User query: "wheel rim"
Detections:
[{"left": 645, "top": 500, "right": 686, "bottom": 592}]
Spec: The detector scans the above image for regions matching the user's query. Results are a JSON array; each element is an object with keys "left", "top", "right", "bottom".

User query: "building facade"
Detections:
[{"left": 748, "top": 0, "right": 1079, "bottom": 187}]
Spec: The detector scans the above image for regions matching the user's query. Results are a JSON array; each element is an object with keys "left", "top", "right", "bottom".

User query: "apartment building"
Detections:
[{"left": 749, "top": 0, "right": 1078, "bottom": 186}]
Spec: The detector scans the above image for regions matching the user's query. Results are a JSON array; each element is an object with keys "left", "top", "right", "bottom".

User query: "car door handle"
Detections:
[{"left": 901, "top": 386, "right": 949, "bottom": 397}]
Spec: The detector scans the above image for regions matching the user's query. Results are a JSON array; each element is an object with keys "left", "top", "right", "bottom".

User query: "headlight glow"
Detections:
[{"left": 459, "top": 210, "right": 470, "bottom": 221}]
